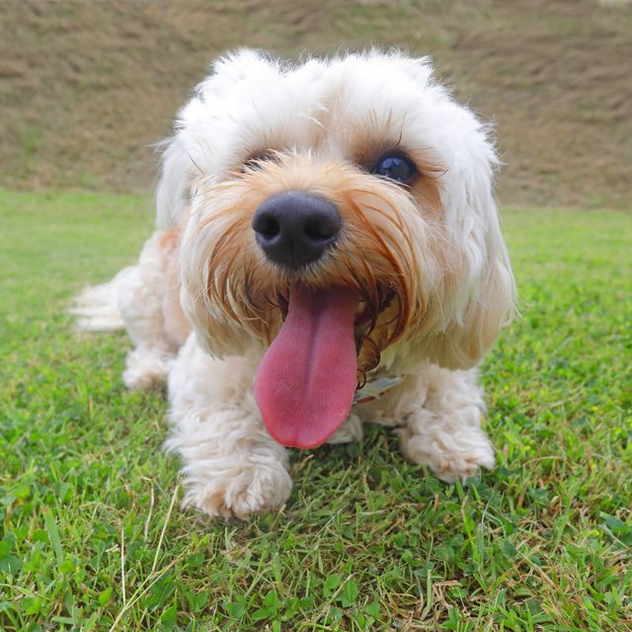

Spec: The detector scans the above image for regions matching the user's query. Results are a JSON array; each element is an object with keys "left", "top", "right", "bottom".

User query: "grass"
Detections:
[{"left": 0, "top": 189, "right": 630, "bottom": 631}]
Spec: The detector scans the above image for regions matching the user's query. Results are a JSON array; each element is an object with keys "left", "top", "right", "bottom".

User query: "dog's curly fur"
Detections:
[{"left": 74, "top": 49, "right": 516, "bottom": 519}]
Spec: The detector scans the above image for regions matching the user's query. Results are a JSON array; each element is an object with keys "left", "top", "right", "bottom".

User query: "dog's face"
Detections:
[{"left": 159, "top": 50, "right": 515, "bottom": 447}]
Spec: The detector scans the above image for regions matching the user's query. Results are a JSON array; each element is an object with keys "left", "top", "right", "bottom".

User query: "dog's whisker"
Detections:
[
  {"left": 296, "top": 112, "right": 327, "bottom": 131},
  {"left": 184, "top": 148, "right": 203, "bottom": 174}
]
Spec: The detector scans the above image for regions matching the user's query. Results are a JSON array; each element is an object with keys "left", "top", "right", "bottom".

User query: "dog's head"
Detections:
[{"left": 158, "top": 49, "right": 516, "bottom": 447}]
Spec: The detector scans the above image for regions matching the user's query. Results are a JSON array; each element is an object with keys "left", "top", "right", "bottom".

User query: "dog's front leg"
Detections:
[
  {"left": 165, "top": 335, "right": 292, "bottom": 519},
  {"left": 396, "top": 365, "right": 495, "bottom": 482}
]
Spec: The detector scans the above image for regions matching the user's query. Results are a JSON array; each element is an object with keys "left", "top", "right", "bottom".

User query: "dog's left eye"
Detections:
[
  {"left": 243, "top": 150, "right": 276, "bottom": 172},
  {"left": 373, "top": 152, "right": 417, "bottom": 184}
]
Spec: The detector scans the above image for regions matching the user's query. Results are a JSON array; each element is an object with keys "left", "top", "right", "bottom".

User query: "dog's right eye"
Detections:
[
  {"left": 243, "top": 150, "right": 276, "bottom": 172},
  {"left": 373, "top": 151, "right": 417, "bottom": 185}
]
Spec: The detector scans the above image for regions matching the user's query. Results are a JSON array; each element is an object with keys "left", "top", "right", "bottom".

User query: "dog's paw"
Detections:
[
  {"left": 426, "top": 441, "right": 495, "bottom": 483},
  {"left": 123, "top": 347, "right": 173, "bottom": 390},
  {"left": 397, "top": 413, "right": 495, "bottom": 484},
  {"left": 183, "top": 459, "right": 293, "bottom": 520}
]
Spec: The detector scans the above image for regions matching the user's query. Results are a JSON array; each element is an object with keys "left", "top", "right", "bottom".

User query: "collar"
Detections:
[{"left": 353, "top": 372, "right": 405, "bottom": 405}]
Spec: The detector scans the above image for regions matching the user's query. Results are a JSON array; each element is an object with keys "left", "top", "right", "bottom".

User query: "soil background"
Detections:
[{"left": 1, "top": 0, "right": 631, "bottom": 208}]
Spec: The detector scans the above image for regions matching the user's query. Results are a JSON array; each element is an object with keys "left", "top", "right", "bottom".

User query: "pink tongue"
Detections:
[{"left": 254, "top": 286, "right": 358, "bottom": 449}]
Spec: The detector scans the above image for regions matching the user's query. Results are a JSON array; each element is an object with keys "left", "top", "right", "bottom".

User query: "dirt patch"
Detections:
[{"left": 1, "top": 0, "right": 631, "bottom": 207}]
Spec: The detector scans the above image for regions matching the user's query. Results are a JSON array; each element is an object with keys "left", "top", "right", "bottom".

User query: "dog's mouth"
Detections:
[
  {"left": 274, "top": 287, "right": 393, "bottom": 352},
  {"left": 254, "top": 284, "right": 392, "bottom": 449}
]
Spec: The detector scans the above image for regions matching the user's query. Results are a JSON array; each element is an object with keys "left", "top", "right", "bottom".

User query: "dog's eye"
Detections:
[
  {"left": 373, "top": 152, "right": 417, "bottom": 184},
  {"left": 243, "top": 150, "right": 276, "bottom": 172}
]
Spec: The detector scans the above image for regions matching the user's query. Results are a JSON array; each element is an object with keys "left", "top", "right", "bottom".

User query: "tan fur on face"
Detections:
[
  {"left": 342, "top": 113, "right": 445, "bottom": 219},
  {"left": 179, "top": 153, "right": 449, "bottom": 377}
]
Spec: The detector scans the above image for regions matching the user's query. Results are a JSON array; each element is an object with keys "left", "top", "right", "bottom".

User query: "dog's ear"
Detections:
[
  {"left": 424, "top": 214, "right": 516, "bottom": 370},
  {"left": 155, "top": 137, "right": 195, "bottom": 229},
  {"left": 422, "top": 127, "right": 517, "bottom": 371},
  {"left": 155, "top": 49, "right": 277, "bottom": 229}
]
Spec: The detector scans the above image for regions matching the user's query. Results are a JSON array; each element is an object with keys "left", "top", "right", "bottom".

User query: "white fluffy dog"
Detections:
[{"left": 75, "top": 49, "right": 516, "bottom": 519}]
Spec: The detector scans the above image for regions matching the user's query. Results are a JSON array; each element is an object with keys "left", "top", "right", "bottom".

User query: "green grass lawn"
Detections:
[{"left": 1, "top": 189, "right": 630, "bottom": 631}]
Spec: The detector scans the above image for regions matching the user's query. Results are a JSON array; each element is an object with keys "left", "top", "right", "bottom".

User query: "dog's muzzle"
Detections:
[{"left": 252, "top": 191, "right": 341, "bottom": 270}]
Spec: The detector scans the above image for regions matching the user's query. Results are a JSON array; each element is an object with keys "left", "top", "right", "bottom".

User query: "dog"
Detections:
[{"left": 74, "top": 49, "right": 516, "bottom": 519}]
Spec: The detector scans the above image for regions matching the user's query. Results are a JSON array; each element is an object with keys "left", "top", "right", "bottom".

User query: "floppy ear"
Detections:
[
  {"left": 422, "top": 127, "right": 517, "bottom": 370},
  {"left": 424, "top": 216, "right": 516, "bottom": 370},
  {"left": 155, "top": 137, "right": 196, "bottom": 229},
  {"left": 155, "top": 49, "right": 277, "bottom": 230}
]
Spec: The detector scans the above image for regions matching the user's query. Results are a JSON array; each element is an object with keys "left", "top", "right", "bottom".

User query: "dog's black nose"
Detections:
[{"left": 252, "top": 191, "right": 342, "bottom": 270}]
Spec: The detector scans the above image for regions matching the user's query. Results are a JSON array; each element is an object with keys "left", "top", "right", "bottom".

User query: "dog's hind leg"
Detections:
[
  {"left": 165, "top": 335, "right": 293, "bottom": 519},
  {"left": 119, "top": 231, "right": 189, "bottom": 391},
  {"left": 395, "top": 365, "right": 495, "bottom": 482}
]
